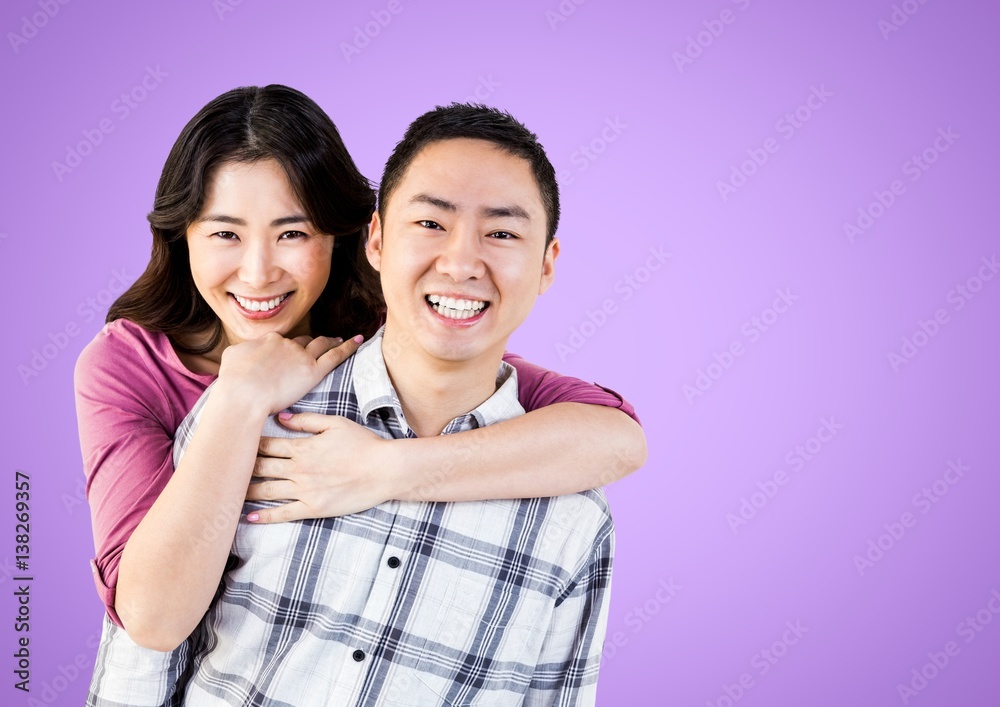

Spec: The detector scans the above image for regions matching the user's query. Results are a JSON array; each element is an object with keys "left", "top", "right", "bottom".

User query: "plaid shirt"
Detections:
[{"left": 88, "top": 328, "right": 614, "bottom": 706}]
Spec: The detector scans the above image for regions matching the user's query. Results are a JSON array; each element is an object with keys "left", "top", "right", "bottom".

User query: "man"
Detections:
[{"left": 98, "top": 104, "right": 614, "bottom": 705}]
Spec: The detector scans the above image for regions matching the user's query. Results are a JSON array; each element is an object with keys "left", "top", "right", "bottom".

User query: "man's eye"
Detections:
[
  {"left": 418, "top": 220, "right": 443, "bottom": 230},
  {"left": 279, "top": 230, "right": 308, "bottom": 240},
  {"left": 489, "top": 231, "right": 517, "bottom": 240}
]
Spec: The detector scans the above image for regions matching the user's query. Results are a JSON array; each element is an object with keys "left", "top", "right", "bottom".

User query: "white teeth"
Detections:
[
  {"left": 235, "top": 293, "right": 288, "bottom": 313},
  {"left": 425, "top": 294, "right": 487, "bottom": 319}
]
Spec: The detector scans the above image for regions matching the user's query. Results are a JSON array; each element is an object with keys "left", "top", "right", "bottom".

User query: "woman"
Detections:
[{"left": 76, "top": 85, "right": 645, "bottom": 657}]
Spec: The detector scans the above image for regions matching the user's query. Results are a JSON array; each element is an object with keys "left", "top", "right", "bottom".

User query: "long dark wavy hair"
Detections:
[{"left": 108, "top": 84, "right": 384, "bottom": 354}]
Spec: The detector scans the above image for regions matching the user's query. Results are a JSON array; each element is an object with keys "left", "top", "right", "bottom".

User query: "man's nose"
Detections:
[{"left": 436, "top": 229, "right": 486, "bottom": 282}]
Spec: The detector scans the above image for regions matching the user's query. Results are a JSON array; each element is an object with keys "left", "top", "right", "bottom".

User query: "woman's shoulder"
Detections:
[
  {"left": 78, "top": 318, "right": 170, "bottom": 369},
  {"left": 75, "top": 319, "right": 205, "bottom": 393}
]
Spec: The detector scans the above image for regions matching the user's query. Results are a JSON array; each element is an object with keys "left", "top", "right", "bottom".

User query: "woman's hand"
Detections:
[
  {"left": 217, "top": 333, "right": 362, "bottom": 416},
  {"left": 245, "top": 413, "right": 397, "bottom": 522}
]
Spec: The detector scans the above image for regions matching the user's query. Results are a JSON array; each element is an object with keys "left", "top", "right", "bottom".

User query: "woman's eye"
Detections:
[
  {"left": 489, "top": 231, "right": 517, "bottom": 240},
  {"left": 213, "top": 231, "right": 239, "bottom": 241},
  {"left": 418, "top": 220, "right": 443, "bottom": 230},
  {"left": 279, "top": 230, "right": 308, "bottom": 240}
]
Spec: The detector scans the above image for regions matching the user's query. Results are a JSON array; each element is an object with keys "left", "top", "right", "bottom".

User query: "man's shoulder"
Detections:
[
  {"left": 548, "top": 488, "right": 614, "bottom": 543},
  {"left": 573, "top": 487, "right": 612, "bottom": 518},
  {"left": 287, "top": 350, "right": 361, "bottom": 415},
  {"left": 446, "top": 490, "right": 613, "bottom": 572}
]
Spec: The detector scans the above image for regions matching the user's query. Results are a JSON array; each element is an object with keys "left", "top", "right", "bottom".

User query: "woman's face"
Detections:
[{"left": 186, "top": 159, "right": 333, "bottom": 349}]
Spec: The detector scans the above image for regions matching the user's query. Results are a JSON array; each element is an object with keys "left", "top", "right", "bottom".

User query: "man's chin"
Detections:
[
  {"left": 417, "top": 332, "right": 501, "bottom": 367},
  {"left": 421, "top": 343, "right": 481, "bottom": 365}
]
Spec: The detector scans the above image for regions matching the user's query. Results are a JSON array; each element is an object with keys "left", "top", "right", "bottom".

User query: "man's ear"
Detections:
[
  {"left": 366, "top": 211, "right": 383, "bottom": 272},
  {"left": 538, "top": 237, "right": 559, "bottom": 295}
]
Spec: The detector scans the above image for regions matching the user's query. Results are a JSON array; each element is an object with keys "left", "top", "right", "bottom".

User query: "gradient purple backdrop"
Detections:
[{"left": 2, "top": 0, "right": 998, "bottom": 705}]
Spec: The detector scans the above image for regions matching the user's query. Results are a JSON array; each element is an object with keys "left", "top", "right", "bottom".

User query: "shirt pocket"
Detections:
[{"left": 432, "top": 573, "right": 555, "bottom": 688}]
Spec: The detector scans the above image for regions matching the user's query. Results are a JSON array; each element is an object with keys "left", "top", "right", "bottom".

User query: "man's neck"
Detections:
[{"left": 380, "top": 327, "right": 504, "bottom": 438}]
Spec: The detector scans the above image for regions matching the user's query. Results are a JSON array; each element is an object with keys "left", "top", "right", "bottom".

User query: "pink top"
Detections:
[{"left": 75, "top": 319, "right": 638, "bottom": 626}]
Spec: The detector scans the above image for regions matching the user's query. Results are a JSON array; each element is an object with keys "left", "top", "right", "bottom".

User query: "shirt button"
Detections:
[
  {"left": 387, "top": 556, "right": 400, "bottom": 569},
  {"left": 352, "top": 649, "right": 365, "bottom": 662}
]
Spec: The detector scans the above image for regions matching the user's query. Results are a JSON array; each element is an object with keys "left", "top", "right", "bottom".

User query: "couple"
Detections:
[{"left": 77, "top": 85, "right": 645, "bottom": 705}]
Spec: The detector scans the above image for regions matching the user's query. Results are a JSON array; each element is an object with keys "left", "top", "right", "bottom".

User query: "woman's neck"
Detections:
[
  {"left": 173, "top": 315, "right": 314, "bottom": 377},
  {"left": 171, "top": 328, "right": 226, "bottom": 376}
]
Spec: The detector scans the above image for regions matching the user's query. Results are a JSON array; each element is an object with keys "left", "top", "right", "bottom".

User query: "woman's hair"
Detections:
[{"left": 108, "top": 84, "right": 384, "bottom": 354}]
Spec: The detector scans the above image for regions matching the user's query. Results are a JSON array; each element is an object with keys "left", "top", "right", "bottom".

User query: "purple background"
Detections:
[{"left": 2, "top": 0, "right": 998, "bottom": 704}]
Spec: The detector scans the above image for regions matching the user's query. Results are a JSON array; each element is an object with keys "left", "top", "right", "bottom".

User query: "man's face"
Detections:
[{"left": 367, "top": 138, "right": 558, "bottom": 367}]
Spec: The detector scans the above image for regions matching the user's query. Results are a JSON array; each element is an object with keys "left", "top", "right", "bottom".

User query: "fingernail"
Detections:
[
  {"left": 332, "top": 337, "right": 344, "bottom": 345},
  {"left": 352, "top": 334, "right": 364, "bottom": 343},
  {"left": 278, "top": 412, "right": 293, "bottom": 421},
  {"left": 246, "top": 512, "right": 260, "bottom": 522}
]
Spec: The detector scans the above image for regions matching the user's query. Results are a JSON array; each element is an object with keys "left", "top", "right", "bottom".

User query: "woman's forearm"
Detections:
[
  {"left": 115, "top": 381, "right": 269, "bottom": 652},
  {"left": 391, "top": 403, "right": 647, "bottom": 503}
]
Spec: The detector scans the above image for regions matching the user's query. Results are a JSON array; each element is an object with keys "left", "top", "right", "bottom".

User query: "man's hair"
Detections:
[{"left": 378, "top": 103, "right": 560, "bottom": 245}]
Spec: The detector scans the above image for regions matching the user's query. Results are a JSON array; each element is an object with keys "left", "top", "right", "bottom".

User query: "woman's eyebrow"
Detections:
[
  {"left": 270, "top": 215, "right": 310, "bottom": 227},
  {"left": 194, "top": 214, "right": 310, "bottom": 227}
]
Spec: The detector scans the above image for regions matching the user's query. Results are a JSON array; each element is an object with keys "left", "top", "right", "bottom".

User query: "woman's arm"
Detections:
[
  {"left": 393, "top": 402, "right": 646, "bottom": 502},
  {"left": 76, "top": 324, "right": 195, "bottom": 631},
  {"left": 79, "top": 329, "right": 357, "bottom": 651},
  {"left": 114, "top": 377, "right": 273, "bottom": 651},
  {"left": 247, "top": 358, "right": 646, "bottom": 522}
]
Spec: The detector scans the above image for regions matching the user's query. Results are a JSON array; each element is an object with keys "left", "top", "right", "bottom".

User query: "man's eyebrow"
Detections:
[
  {"left": 409, "top": 193, "right": 531, "bottom": 221},
  {"left": 194, "top": 214, "right": 310, "bottom": 227},
  {"left": 480, "top": 205, "right": 530, "bottom": 221},
  {"left": 409, "top": 193, "right": 457, "bottom": 212}
]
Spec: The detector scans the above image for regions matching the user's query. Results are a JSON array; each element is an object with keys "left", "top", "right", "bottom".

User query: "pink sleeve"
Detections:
[
  {"left": 501, "top": 353, "right": 641, "bottom": 425},
  {"left": 74, "top": 328, "right": 179, "bottom": 627}
]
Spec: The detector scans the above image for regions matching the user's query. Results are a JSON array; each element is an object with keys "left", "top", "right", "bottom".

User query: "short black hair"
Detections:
[{"left": 378, "top": 103, "right": 560, "bottom": 245}]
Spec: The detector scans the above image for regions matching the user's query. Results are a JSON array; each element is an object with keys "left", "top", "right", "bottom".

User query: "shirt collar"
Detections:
[{"left": 353, "top": 326, "right": 524, "bottom": 435}]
